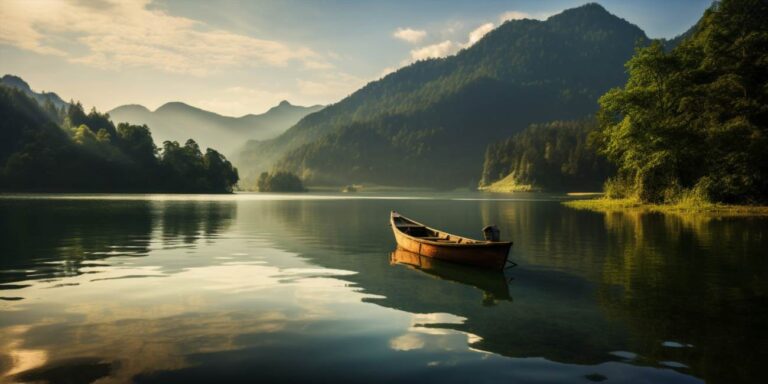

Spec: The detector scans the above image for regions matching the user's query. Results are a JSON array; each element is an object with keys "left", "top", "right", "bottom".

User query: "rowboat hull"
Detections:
[
  {"left": 390, "top": 248, "right": 512, "bottom": 301},
  {"left": 390, "top": 212, "right": 512, "bottom": 270}
]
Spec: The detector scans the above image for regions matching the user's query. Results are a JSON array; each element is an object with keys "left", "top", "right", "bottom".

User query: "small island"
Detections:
[{"left": 257, "top": 171, "right": 306, "bottom": 192}]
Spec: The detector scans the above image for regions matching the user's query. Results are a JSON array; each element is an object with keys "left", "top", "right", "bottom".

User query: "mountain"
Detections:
[
  {"left": 237, "top": 3, "right": 649, "bottom": 188},
  {"left": 108, "top": 100, "right": 323, "bottom": 155},
  {"left": 1, "top": 74, "right": 68, "bottom": 110},
  {"left": 0, "top": 84, "right": 238, "bottom": 193}
]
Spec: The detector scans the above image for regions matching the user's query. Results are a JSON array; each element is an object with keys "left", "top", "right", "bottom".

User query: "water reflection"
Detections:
[
  {"left": 389, "top": 248, "right": 512, "bottom": 305},
  {"left": 0, "top": 194, "right": 765, "bottom": 383},
  {"left": 0, "top": 200, "right": 235, "bottom": 286}
]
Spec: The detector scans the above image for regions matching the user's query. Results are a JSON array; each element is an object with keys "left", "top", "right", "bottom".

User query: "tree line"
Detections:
[
  {"left": 0, "top": 86, "right": 238, "bottom": 193},
  {"left": 594, "top": 0, "right": 768, "bottom": 204},
  {"left": 480, "top": 120, "right": 612, "bottom": 191}
]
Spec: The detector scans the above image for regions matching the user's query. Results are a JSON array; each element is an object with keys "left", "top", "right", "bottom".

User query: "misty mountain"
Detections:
[
  {"left": 237, "top": 3, "right": 650, "bottom": 188},
  {"left": 109, "top": 100, "right": 323, "bottom": 155},
  {"left": 1, "top": 74, "right": 68, "bottom": 110}
]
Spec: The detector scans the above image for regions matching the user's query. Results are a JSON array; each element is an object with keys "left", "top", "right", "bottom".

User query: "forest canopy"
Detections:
[
  {"left": 0, "top": 86, "right": 239, "bottom": 193},
  {"left": 594, "top": 0, "right": 768, "bottom": 204},
  {"left": 480, "top": 120, "right": 612, "bottom": 192}
]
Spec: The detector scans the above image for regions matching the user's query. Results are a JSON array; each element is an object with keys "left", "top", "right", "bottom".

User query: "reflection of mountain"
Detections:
[
  {"left": 256, "top": 198, "right": 768, "bottom": 383},
  {"left": 252, "top": 199, "right": 630, "bottom": 366},
  {"left": 0, "top": 199, "right": 236, "bottom": 285}
]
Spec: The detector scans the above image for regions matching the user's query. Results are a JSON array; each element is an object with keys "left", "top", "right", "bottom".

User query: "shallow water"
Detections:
[{"left": 0, "top": 192, "right": 766, "bottom": 383}]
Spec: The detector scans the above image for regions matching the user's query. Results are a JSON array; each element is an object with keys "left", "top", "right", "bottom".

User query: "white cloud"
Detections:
[
  {"left": 0, "top": 0, "right": 331, "bottom": 76},
  {"left": 406, "top": 22, "right": 494, "bottom": 63},
  {"left": 499, "top": 11, "right": 531, "bottom": 22},
  {"left": 409, "top": 40, "right": 460, "bottom": 61},
  {"left": 467, "top": 23, "right": 494, "bottom": 45},
  {"left": 499, "top": 10, "right": 551, "bottom": 22},
  {"left": 393, "top": 27, "right": 427, "bottom": 44}
]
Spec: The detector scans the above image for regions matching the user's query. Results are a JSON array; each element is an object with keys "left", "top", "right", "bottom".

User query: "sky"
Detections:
[{"left": 0, "top": 0, "right": 712, "bottom": 116}]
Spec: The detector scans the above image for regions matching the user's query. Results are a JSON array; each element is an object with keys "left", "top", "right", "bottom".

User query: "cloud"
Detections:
[
  {"left": 499, "top": 11, "right": 532, "bottom": 22},
  {"left": 406, "top": 22, "right": 494, "bottom": 63},
  {"left": 499, "top": 10, "right": 551, "bottom": 22},
  {"left": 0, "top": 0, "right": 331, "bottom": 76},
  {"left": 467, "top": 23, "right": 494, "bottom": 45},
  {"left": 409, "top": 40, "right": 460, "bottom": 61},
  {"left": 393, "top": 27, "right": 427, "bottom": 44}
]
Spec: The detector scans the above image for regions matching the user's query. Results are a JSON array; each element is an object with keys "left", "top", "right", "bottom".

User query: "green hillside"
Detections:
[
  {"left": 239, "top": 3, "right": 648, "bottom": 188},
  {"left": 480, "top": 120, "right": 612, "bottom": 192},
  {"left": 0, "top": 84, "right": 238, "bottom": 193}
]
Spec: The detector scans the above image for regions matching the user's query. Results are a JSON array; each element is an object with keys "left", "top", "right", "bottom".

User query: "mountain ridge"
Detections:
[
  {"left": 1, "top": 74, "right": 68, "bottom": 110},
  {"left": 108, "top": 99, "right": 324, "bottom": 155},
  {"left": 238, "top": 2, "right": 650, "bottom": 187}
]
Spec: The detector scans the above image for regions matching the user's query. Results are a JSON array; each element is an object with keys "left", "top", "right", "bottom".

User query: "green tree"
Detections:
[{"left": 596, "top": 0, "right": 768, "bottom": 203}]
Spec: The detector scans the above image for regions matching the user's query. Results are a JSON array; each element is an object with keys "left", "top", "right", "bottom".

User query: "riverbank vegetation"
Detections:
[
  {"left": 0, "top": 86, "right": 239, "bottom": 193},
  {"left": 257, "top": 171, "right": 306, "bottom": 192},
  {"left": 480, "top": 120, "right": 612, "bottom": 192},
  {"left": 591, "top": 0, "right": 767, "bottom": 207}
]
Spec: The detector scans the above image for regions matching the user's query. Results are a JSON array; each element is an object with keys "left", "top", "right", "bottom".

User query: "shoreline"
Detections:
[{"left": 563, "top": 198, "right": 768, "bottom": 216}]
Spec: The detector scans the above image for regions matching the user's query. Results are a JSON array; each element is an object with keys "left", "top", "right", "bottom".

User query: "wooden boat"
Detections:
[
  {"left": 390, "top": 211, "right": 512, "bottom": 269},
  {"left": 390, "top": 248, "right": 512, "bottom": 302}
]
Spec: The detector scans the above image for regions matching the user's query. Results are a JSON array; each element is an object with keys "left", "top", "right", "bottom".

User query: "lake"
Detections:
[{"left": 1, "top": 192, "right": 766, "bottom": 383}]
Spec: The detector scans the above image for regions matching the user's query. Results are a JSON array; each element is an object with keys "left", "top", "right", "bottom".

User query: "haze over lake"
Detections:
[{"left": 1, "top": 193, "right": 766, "bottom": 383}]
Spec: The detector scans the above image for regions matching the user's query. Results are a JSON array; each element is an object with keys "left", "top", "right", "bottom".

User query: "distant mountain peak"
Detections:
[
  {"left": 1, "top": 74, "right": 31, "bottom": 91},
  {"left": 1, "top": 74, "right": 67, "bottom": 109},
  {"left": 562, "top": 2, "right": 609, "bottom": 15},
  {"left": 278, "top": 100, "right": 292, "bottom": 107}
]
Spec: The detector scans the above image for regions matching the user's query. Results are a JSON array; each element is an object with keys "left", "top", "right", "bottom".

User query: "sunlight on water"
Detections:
[{"left": 1, "top": 192, "right": 765, "bottom": 383}]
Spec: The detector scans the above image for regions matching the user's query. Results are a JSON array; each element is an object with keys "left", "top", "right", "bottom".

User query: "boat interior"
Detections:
[{"left": 393, "top": 215, "right": 474, "bottom": 244}]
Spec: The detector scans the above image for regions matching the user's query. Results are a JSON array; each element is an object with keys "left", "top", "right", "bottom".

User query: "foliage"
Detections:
[
  {"left": 257, "top": 171, "right": 306, "bottom": 192},
  {"left": 480, "top": 120, "right": 612, "bottom": 191},
  {"left": 595, "top": 0, "right": 768, "bottom": 204},
  {"left": 0, "top": 86, "right": 239, "bottom": 193},
  {"left": 240, "top": 4, "right": 648, "bottom": 187}
]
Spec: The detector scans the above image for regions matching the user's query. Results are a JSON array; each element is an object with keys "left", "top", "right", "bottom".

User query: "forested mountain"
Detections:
[
  {"left": 1, "top": 74, "right": 68, "bottom": 110},
  {"left": 109, "top": 100, "right": 323, "bottom": 155},
  {"left": 595, "top": 0, "right": 768, "bottom": 204},
  {"left": 480, "top": 120, "right": 612, "bottom": 192},
  {"left": 0, "top": 85, "right": 238, "bottom": 193},
  {"left": 238, "top": 3, "right": 648, "bottom": 188}
]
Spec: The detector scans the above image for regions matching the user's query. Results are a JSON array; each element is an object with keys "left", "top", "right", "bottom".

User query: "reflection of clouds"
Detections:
[
  {"left": 390, "top": 333, "right": 425, "bottom": 351},
  {"left": 0, "top": 230, "right": 376, "bottom": 384},
  {"left": 1, "top": 326, "right": 48, "bottom": 377},
  {"left": 388, "top": 312, "right": 484, "bottom": 355}
]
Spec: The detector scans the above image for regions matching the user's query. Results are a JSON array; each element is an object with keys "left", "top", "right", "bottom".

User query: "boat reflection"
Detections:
[{"left": 389, "top": 248, "right": 511, "bottom": 305}]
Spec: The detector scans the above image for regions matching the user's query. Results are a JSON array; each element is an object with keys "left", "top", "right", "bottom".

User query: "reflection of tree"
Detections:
[
  {"left": 160, "top": 201, "right": 236, "bottom": 245},
  {"left": 0, "top": 199, "right": 235, "bottom": 285},
  {"left": 260, "top": 199, "right": 630, "bottom": 366},
  {"left": 593, "top": 211, "right": 768, "bottom": 384}
]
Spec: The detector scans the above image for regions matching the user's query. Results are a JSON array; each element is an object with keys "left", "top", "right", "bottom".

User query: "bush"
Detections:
[{"left": 257, "top": 171, "right": 306, "bottom": 192}]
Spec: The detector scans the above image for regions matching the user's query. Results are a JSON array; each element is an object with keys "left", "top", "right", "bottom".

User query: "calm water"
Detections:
[{"left": 0, "top": 193, "right": 766, "bottom": 384}]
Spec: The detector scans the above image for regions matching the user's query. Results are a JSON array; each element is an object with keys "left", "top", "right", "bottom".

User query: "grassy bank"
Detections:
[
  {"left": 478, "top": 173, "right": 540, "bottom": 193},
  {"left": 564, "top": 198, "right": 768, "bottom": 216}
]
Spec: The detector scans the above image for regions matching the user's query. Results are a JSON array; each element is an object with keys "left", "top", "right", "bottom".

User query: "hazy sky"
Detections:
[{"left": 0, "top": 0, "right": 711, "bottom": 116}]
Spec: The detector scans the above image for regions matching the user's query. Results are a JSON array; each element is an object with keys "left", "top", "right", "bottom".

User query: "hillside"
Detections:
[
  {"left": 238, "top": 3, "right": 649, "bottom": 188},
  {"left": 1, "top": 74, "right": 68, "bottom": 110},
  {"left": 480, "top": 120, "right": 612, "bottom": 192},
  {"left": 0, "top": 84, "right": 238, "bottom": 193},
  {"left": 109, "top": 100, "right": 323, "bottom": 155}
]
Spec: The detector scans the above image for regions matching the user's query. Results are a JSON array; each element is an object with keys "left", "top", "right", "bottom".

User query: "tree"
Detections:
[{"left": 595, "top": 0, "right": 768, "bottom": 204}]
